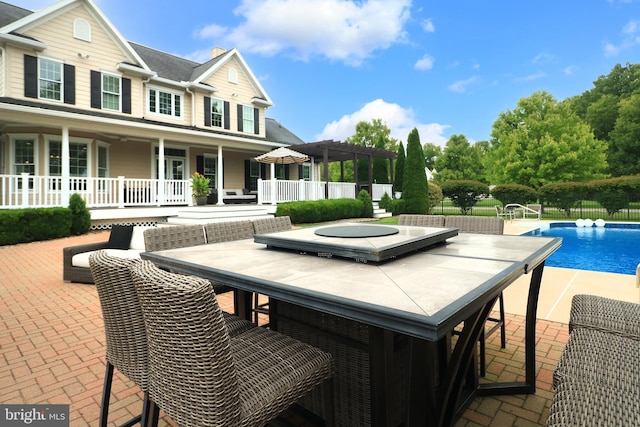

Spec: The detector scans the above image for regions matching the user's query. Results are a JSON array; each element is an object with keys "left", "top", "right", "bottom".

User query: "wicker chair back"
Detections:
[
  {"left": 444, "top": 216, "right": 504, "bottom": 235},
  {"left": 398, "top": 214, "right": 446, "bottom": 227},
  {"left": 143, "top": 224, "right": 205, "bottom": 252},
  {"left": 205, "top": 220, "right": 254, "bottom": 243},
  {"left": 252, "top": 216, "right": 292, "bottom": 234}
]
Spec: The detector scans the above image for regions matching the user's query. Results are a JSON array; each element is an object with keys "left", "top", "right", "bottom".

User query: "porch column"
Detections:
[
  {"left": 61, "top": 126, "right": 70, "bottom": 205},
  {"left": 270, "top": 163, "right": 276, "bottom": 203},
  {"left": 323, "top": 147, "right": 329, "bottom": 199},
  {"left": 217, "top": 145, "right": 224, "bottom": 205},
  {"left": 157, "top": 138, "right": 165, "bottom": 206}
]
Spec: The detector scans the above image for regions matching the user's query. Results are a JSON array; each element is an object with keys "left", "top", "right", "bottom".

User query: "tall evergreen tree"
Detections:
[
  {"left": 393, "top": 143, "right": 406, "bottom": 193},
  {"left": 402, "top": 128, "right": 429, "bottom": 213}
]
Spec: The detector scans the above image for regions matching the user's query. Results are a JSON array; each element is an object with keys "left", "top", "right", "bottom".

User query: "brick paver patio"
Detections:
[{"left": 0, "top": 232, "right": 568, "bottom": 426}]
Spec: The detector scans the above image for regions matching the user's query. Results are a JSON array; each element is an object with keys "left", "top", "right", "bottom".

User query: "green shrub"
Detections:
[
  {"left": 539, "top": 182, "right": 588, "bottom": 218},
  {"left": 357, "top": 190, "right": 374, "bottom": 218},
  {"left": 589, "top": 177, "right": 630, "bottom": 218},
  {"left": 440, "top": 180, "right": 489, "bottom": 215},
  {"left": 0, "top": 208, "right": 72, "bottom": 246},
  {"left": 427, "top": 182, "right": 443, "bottom": 213},
  {"left": 393, "top": 144, "right": 406, "bottom": 193},
  {"left": 490, "top": 184, "right": 538, "bottom": 206},
  {"left": 390, "top": 199, "right": 405, "bottom": 216},
  {"left": 275, "top": 199, "right": 364, "bottom": 224},
  {"left": 379, "top": 192, "right": 393, "bottom": 211},
  {"left": 69, "top": 193, "right": 91, "bottom": 235}
]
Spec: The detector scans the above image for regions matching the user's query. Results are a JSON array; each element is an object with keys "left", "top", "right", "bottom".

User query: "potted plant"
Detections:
[{"left": 191, "top": 172, "right": 211, "bottom": 205}]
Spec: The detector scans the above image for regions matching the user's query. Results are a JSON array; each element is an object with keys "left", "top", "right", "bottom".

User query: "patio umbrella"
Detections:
[{"left": 254, "top": 146, "right": 309, "bottom": 164}]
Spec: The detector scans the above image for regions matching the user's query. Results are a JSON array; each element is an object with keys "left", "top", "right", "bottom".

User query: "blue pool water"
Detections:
[{"left": 525, "top": 222, "right": 640, "bottom": 275}]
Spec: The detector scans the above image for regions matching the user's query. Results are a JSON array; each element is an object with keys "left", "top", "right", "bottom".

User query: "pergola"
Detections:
[{"left": 290, "top": 140, "right": 397, "bottom": 198}]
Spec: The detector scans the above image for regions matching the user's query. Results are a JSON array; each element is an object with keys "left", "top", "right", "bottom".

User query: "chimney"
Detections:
[{"left": 211, "top": 47, "right": 226, "bottom": 58}]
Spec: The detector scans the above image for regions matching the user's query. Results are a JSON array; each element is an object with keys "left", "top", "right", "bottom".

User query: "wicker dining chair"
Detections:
[
  {"left": 398, "top": 214, "right": 446, "bottom": 227},
  {"left": 250, "top": 216, "right": 293, "bottom": 324},
  {"left": 569, "top": 294, "right": 640, "bottom": 340},
  {"left": 444, "top": 216, "right": 507, "bottom": 376},
  {"left": 89, "top": 251, "right": 255, "bottom": 427},
  {"left": 144, "top": 224, "right": 234, "bottom": 297},
  {"left": 130, "top": 260, "right": 334, "bottom": 427},
  {"left": 204, "top": 220, "right": 255, "bottom": 243}
]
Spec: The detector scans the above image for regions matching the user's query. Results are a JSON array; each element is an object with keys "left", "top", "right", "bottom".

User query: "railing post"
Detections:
[
  {"left": 117, "top": 176, "right": 125, "bottom": 208},
  {"left": 20, "top": 173, "right": 29, "bottom": 208},
  {"left": 299, "top": 179, "right": 306, "bottom": 201}
]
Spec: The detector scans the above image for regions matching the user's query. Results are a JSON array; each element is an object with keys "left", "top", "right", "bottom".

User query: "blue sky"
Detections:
[{"left": 13, "top": 0, "right": 640, "bottom": 147}]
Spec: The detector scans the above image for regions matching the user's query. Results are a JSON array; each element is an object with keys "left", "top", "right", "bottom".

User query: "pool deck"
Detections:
[{"left": 503, "top": 220, "right": 639, "bottom": 324}]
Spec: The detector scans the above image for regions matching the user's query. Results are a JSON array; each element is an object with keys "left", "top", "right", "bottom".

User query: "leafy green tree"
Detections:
[
  {"left": 485, "top": 91, "right": 607, "bottom": 188},
  {"left": 422, "top": 142, "right": 442, "bottom": 171},
  {"left": 402, "top": 128, "right": 429, "bottom": 214},
  {"left": 433, "top": 134, "right": 484, "bottom": 184},
  {"left": 393, "top": 143, "right": 406, "bottom": 193},
  {"left": 345, "top": 119, "right": 399, "bottom": 184},
  {"left": 608, "top": 94, "right": 640, "bottom": 176},
  {"left": 440, "top": 180, "right": 489, "bottom": 215},
  {"left": 427, "top": 181, "right": 443, "bottom": 212}
]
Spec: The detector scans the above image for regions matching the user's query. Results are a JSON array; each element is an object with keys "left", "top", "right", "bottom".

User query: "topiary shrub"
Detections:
[
  {"left": 379, "top": 192, "right": 393, "bottom": 211},
  {"left": 358, "top": 189, "right": 374, "bottom": 218},
  {"left": 490, "top": 184, "right": 538, "bottom": 206},
  {"left": 440, "top": 180, "right": 489, "bottom": 215},
  {"left": 539, "top": 182, "right": 587, "bottom": 218},
  {"left": 68, "top": 193, "right": 91, "bottom": 235},
  {"left": 402, "top": 128, "right": 429, "bottom": 214}
]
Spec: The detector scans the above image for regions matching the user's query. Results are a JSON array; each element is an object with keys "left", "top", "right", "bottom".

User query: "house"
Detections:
[{"left": 0, "top": 0, "right": 394, "bottom": 215}]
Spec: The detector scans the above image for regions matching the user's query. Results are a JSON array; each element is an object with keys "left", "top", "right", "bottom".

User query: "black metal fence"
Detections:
[{"left": 432, "top": 197, "right": 640, "bottom": 222}]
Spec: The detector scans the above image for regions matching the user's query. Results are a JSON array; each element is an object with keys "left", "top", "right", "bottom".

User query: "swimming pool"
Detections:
[{"left": 525, "top": 222, "right": 640, "bottom": 275}]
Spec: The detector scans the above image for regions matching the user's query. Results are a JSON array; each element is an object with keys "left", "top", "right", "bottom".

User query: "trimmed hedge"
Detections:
[
  {"left": 275, "top": 198, "right": 364, "bottom": 224},
  {"left": 0, "top": 208, "right": 72, "bottom": 246},
  {"left": 491, "top": 184, "right": 538, "bottom": 206}
]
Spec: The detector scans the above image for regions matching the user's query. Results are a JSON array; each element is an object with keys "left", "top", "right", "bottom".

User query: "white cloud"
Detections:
[
  {"left": 414, "top": 54, "right": 435, "bottom": 71},
  {"left": 421, "top": 18, "right": 435, "bottom": 33},
  {"left": 448, "top": 76, "right": 479, "bottom": 93},
  {"left": 604, "top": 19, "right": 640, "bottom": 56},
  {"left": 315, "top": 99, "right": 450, "bottom": 146},
  {"left": 514, "top": 72, "right": 547, "bottom": 83},
  {"left": 532, "top": 52, "right": 558, "bottom": 64},
  {"left": 564, "top": 66, "right": 575, "bottom": 75},
  {"left": 199, "top": 0, "right": 411, "bottom": 66}
]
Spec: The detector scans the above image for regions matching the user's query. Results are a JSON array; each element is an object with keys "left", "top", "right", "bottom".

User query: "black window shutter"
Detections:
[
  {"left": 223, "top": 101, "right": 230, "bottom": 129},
  {"left": 298, "top": 164, "right": 303, "bottom": 179},
  {"left": 237, "top": 104, "right": 243, "bottom": 132},
  {"left": 204, "top": 97, "right": 211, "bottom": 126},
  {"left": 90, "top": 70, "right": 101, "bottom": 109},
  {"left": 261, "top": 163, "right": 267, "bottom": 179},
  {"left": 284, "top": 165, "right": 290, "bottom": 180},
  {"left": 196, "top": 155, "right": 204, "bottom": 174},
  {"left": 244, "top": 160, "right": 251, "bottom": 189},
  {"left": 63, "top": 64, "right": 75, "bottom": 104},
  {"left": 253, "top": 107, "right": 259, "bottom": 134},
  {"left": 122, "top": 78, "right": 131, "bottom": 114},
  {"left": 24, "top": 55, "right": 38, "bottom": 98}
]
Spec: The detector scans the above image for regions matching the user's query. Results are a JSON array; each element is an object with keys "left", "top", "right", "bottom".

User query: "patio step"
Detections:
[
  {"left": 167, "top": 205, "right": 275, "bottom": 225},
  {"left": 372, "top": 203, "right": 392, "bottom": 219}
]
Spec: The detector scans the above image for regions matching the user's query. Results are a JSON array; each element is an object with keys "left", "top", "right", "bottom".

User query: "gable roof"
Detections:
[
  {"left": 265, "top": 119, "right": 304, "bottom": 145},
  {"left": 0, "top": 2, "right": 32, "bottom": 28}
]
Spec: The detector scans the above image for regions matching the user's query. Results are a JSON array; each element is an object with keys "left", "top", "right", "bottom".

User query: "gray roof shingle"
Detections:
[{"left": 0, "top": 1, "right": 33, "bottom": 28}]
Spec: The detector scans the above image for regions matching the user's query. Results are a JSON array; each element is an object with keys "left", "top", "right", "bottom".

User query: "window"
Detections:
[
  {"left": 12, "top": 137, "right": 37, "bottom": 190},
  {"left": 275, "top": 164, "right": 286, "bottom": 180},
  {"left": 102, "top": 73, "right": 121, "bottom": 111},
  {"left": 242, "top": 105, "right": 254, "bottom": 133},
  {"left": 211, "top": 98, "right": 223, "bottom": 127},
  {"left": 148, "top": 88, "right": 182, "bottom": 118},
  {"left": 97, "top": 145, "right": 108, "bottom": 179},
  {"left": 203, "top": 156, "right": 217, "bottom": 189},
  {"left": 301, "top": 164, "right": 311, "bottom": 181},
  {"left": 39, "top": 58, "right": 62, "bottom": 101},
  {"left": 249, "top": 160, "right": 260, "bottom": 192},
  {"left": 48, "top": 141, "right": 89, "bottom": 177}
]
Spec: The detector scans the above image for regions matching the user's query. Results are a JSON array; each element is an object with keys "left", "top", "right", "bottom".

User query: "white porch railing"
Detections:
[
  {"left": 0, "top": 175, "right": 393, "bottom": 209},
  {"left": 0, "top": 174, "right": 191, "bottom": 209},
  {"left": 257, "top": 179, "right": 392, "bottom": 204}
]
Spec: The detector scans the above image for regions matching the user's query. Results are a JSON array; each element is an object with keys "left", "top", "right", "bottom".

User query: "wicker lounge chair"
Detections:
[
  {"left": 444, "top": 216, "right": 507, "bottom": 376},
  {"left": 569, "top": 294, "right": 640, "bottom": 339},
  {"left": 89, "top": 251, "right": 255, "bottom": 427},
  {"left": 250, "top": 216, "right": 293, "bottom": 324},
  {"left": 129, "top": 260, "right": 334, "bottom": 427}
]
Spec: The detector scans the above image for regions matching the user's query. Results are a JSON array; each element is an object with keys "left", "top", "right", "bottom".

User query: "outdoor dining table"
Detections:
[{"left": 141, "top": 223, "right": 561, "bottom": 427}]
